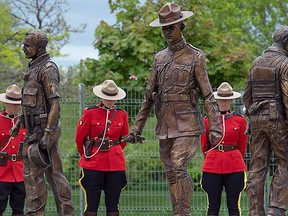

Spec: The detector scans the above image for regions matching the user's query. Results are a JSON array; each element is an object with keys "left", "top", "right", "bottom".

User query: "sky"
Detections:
[{"left": 53, "top": 0, "right": 116, "bottom": 68}]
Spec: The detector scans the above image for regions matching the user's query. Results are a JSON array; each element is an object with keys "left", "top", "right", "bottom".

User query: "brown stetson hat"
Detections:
[
  {"left": 213, "top": 82, "right": 241, "bottom": 100},
  {"left": 149, "top": 3, "right": 193, "bottom": 27},
  {"left": 93, "top": 80, "right": 126, "bottom": 101},
  {"left": 0, "top": 84, "right": 22, "bottom": 104}
]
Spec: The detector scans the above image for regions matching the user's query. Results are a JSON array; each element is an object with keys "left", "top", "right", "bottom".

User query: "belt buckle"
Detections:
[
  {"left": 108, "top": 140, "right": 113, "bottom": 147},
  {"left": 163, "top": 94, "right": 167, "bottom": 102},
  {"left": 217, "top": 144, "right": 224, "bottom": 152},
  {"left": 11, "top": 154, "right": 17, "bottom": 162}
]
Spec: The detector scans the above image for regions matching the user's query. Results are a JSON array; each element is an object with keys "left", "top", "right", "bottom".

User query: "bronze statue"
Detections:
[
  {"left": 243, "top": 26, "right": 288, "bottom": 216},
  {"left": 123, "top": 3, "right": 222, "bottom": 215},
  {"left": 10, "top": 29, "right": 75, "bottom": 216}
]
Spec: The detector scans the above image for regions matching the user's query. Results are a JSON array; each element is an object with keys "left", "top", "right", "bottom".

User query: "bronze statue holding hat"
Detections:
[
  {"left": 0, "top": 84, "right": 26, "bottom": 216},
  {"left": 243, "top": 26, "right": 288, "bottom": 216},
  {"left": 123, "top": 3, "right": 222, "bottom": 215},
  {"left": 201, "top": 82, "right": 248, "bottom": 216},
  {"left": 75, "top": 80, "right": 129, "bottom": 216},
  {"left": 10, "top": 29, "right": 75, "bottom": 216}
]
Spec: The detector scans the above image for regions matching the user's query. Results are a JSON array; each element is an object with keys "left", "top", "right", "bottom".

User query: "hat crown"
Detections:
[
  {"left": 216, "top": 82, "right": 234, "bottom": 97},
  {"left": 158, "top": 3, "right": 182, "bottom": 24},
  {"left": 6, "top": 84, "right": 22, "bottom": 100},
  {"left": 101, "top": 80, "right": 119, "bottom": 97}
]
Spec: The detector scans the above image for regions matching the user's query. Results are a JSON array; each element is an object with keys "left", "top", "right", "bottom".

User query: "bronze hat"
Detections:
[
  {"left": 0, "top": 84, "right": 22, "bottom": 104},
  {"left": 93, "top": 80, "right": 126, "bottom": 100},
  {"left": 149, "top": 3, "right": 193, "bottom": 27},
  {"left": 213, "top": 82, "right": 241, "bottom": 100},
  {"left": 28, "top": 143, "right": 51, "bottom": 168}
]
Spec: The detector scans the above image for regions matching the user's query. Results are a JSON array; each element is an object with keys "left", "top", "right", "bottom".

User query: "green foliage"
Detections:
[
  {"left": 77, "top": 0, "right": 287, "bottom": 89},
  {"left": 0, "top": 1, "right": 27, "bottom": 84}
]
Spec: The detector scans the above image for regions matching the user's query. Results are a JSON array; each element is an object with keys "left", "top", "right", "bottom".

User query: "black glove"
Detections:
[
  {"left": 209, "top": 130, "right": 222, "bottom": 145},
  {"left": 122, "top": 131, "right": 145, "bottom": 144}
]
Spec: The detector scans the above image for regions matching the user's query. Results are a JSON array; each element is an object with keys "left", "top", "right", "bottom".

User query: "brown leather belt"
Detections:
[
  {"left": 93, "top": 138, "right": 121, "bottom": 147},
  {"left": 211, "top": 144, "right": 238, "bottom": 152},
  {"left": 7, "top": 154, "right": 23, "bottom": 161}
]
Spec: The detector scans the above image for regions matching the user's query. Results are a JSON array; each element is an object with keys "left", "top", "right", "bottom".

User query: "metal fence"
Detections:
[{"left": 3, "top": 84, "right": 274, "bottom": 216}]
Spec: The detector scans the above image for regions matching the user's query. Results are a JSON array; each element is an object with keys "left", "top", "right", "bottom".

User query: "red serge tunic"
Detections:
[
  {"left": 0, "top": 111, "right": 26, "bottom": 182},
  {"left": 75, "top": 104, "right": 129, "bottom": 171},
  {"left": 200, "top": 112, "right": 248, "bottom": 174}
]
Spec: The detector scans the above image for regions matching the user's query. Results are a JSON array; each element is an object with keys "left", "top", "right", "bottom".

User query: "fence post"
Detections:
[{"left": 78, "top": 83, "right": 86, "bottom": 216}]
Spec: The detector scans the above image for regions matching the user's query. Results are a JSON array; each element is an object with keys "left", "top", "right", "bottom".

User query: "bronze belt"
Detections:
[
  {"left": 160, "top": 93, "right": 190, "bottom": 102},
  {"left": 211, "top": 144, "right": 238, "bottom": 152}
]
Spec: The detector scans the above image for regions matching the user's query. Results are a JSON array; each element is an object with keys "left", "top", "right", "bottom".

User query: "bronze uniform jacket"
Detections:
[{"left": 132, "top": 43, "right": 221, "bottom": 139}]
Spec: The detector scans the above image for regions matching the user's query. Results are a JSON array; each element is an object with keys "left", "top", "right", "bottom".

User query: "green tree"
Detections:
[
  {"left": 0, "top": 0, "right": 26, "bottom": 84},
  {"left": 0, "top": 0, "right": 85, "bottom": 84},
  {"left": 8, "top": 0, "right": 86, "bottom": 56},
  {"left": 78, "top": 0, "right": 287, "bottom": 89}
]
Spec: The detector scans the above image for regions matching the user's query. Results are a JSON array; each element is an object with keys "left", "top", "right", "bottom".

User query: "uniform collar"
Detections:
[
  {"left": 168, "top": 37, "right": 187, "bottom": 52},
  {"left": 28, "top": 53, "right": 50, "bottom": 69}
]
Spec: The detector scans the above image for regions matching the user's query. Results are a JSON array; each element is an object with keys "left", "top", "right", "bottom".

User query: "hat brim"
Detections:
[
  {"left": 149, "top": 11, "right": 193, "bottom": 27},
  {"left": 0, "top": 93, "right": 21, "bottom": 104},
  {"left": 213, "top": 91, "right": 241, "bottom": 100},
  {"left": 93, "top": 85, "right": 126, "bottom": 100}
]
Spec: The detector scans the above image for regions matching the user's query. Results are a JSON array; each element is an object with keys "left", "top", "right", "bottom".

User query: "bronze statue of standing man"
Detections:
[
  {"left": 123, "top": 3, "right": 222, "bottom": 215},
  {"left": 11, "top": 29, "right": 75, "bottom": 216},
  {"left": 243, "top": 26, "right": 288, "bottom": 216}
]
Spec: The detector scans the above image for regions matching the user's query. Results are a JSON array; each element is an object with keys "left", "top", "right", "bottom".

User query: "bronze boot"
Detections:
[
  {"left": 179, "top": 177, "right": 193, "bottom": 216},
  {"left": 168, "top": 182, "right": 180, "bottom": 216}
]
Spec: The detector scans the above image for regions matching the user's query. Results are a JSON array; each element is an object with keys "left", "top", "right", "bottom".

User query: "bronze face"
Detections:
[{"left": 162, "top": 23, "right": 182, "bottom": 45}]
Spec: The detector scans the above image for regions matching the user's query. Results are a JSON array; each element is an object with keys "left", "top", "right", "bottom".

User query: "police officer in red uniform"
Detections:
[
  {"left": 75, "top": 80, "right": 129, "bottom": 216},
  {"left": 201, "top": 82, "right": 248, "bottom": 216},
  {"left": 0, "top": 84, "right": 26, "bottom": 216}
]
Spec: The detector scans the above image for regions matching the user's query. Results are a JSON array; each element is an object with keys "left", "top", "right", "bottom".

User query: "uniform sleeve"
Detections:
[
  {"left": 195, "top": 53, "right": 222, "bottom": 134},
  {"left": 243, "top": 71, "right": 253, "bottom": 116},
  {"left": 131, "top": 59, "right": 157, "bottom": 134},
  {"left": 42, "top": 63, "right": 60, "bottom": 99},
  {"left": 237, "top": 116, "right": 248, "bottom": 156},
  {"left": 280, "top": 61, "right": 288, "bottom": 114},
  {"left": 120, "top": 111, "right": 129, "bottom": 149},
  {"left": 200, "top": 117, "right": 210, "bottom": 155},
  {"left": 75, "top": 109, "right": 91, "bottom": 156}
]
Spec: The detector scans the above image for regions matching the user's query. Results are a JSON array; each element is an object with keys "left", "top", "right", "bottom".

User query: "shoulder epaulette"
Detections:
[
  {"left": 187, "top": 44, "right": 203, "bottom": 53},
  {"left": 85, "top": 105, "right": 98, "bottom": 110},
  {"left": 115, "top": 106, "right": 126, "bottom": 112},
  {"left": 233, "top": 112, "right": 245, "bottom": 117},
  {"left": 46, "top": 60, "right": 58, "bottom": 69}
]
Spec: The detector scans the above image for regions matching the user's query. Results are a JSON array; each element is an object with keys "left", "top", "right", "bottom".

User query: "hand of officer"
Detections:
[
  {"left": 40, "top": 131, "right": 51, "bottom": 149},
  {"left": 122, "top": 131, "right": 145, "bottom": 144},
  {"left": 10, "top": 124, "right": 20, "bottom": 137},
  {"left": 209, "top": 130, "right": 222, "bottom": 145}
]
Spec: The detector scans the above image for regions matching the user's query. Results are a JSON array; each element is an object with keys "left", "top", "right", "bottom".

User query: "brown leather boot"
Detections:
[
  {"left": 84, "top": 211, "right": 97, "bottom": 216},
  {"left": 106, "top": 212, "right": 119, "bottom": 216}
]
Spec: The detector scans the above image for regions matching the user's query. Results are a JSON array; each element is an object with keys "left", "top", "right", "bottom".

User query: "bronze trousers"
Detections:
[
  {"left": 247, "top": 116, "right": 288, "bottom": 216},
  {"left": 23, "top": 144, "right": 75, "bottom": 216},
  {"left": 159, "top": 136, "right": 198, "bottom": 216}
]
